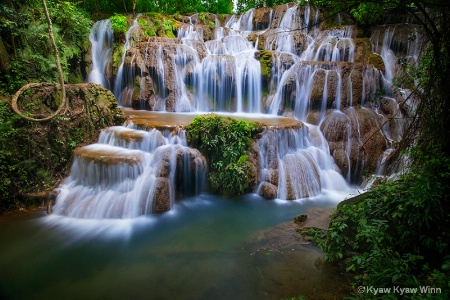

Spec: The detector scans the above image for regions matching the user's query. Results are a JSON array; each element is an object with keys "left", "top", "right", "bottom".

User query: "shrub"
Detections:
[
  {"left": 110, "top": 13, "right": 128, "bottom": 35},
  {"left": 186, "top": 114, "right": 261, "bottom": 196},
  {"left": 326, "top": 148, "right": 450, "bottom": 296}
]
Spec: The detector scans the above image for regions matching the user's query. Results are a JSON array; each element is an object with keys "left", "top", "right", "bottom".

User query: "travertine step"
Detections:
[{"left": 74, "top": 144, "right": 143, "bottom": 165}]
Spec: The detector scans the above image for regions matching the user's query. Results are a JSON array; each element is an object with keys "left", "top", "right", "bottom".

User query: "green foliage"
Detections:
[
  {"left": 281, "top": 296, "right": 305, "bottom": 300},
  {"left": 0, "top": 101, "right": 20, "bottom": 207},
  {"left": 0, "top": 85, "right": 124, "bottom": 214},
  {"left": 198, "top": 12, "right": 206, "bottom": 24},
  {"left": 326, "top": 148, "right": 450, "bottom": 296},
  {"left": 162, "top": 19, "right": 176, "bottom": 38},
  {"left": 138, "top": 17, "right": 147, "bottom": 27},
  {"left": 350, "top": 3, "right": 384, "bottom": 28},
  {"left": 110, "top": 13, "right": 128, "bottom": 35},
  {"left": 70, "top": 0, "right": 232, "bottom": 14},
  {"left": 137, "top": 14, "right": 178, "bottom": 38},
  {"left": 218, "top": 158, "right": 255, "bottom": 195},
  {"left": 296, "top": 227, "right": 327, "bottom": 250},
  {"left": 138, "top": 16, "right": 156, "bottom": 37},
  {"left": 0, "top": 100, "right": 52, "bottom": 212},
  {"left": 186, "top": 114, "right": 261, "bottom": 196},
  {"left": 0, "top": 0, "right": 91, "bottom": 94},
  {"left": 312, "top": 0, "right": 396, "bottom": 34},
  {"left": 234, "top": 0, "right": 292, "bottom": 14}
]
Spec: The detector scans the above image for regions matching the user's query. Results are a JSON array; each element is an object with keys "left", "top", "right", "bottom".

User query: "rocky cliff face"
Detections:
[{"left": 87, "top": 3, "right": 420, "bottom": 186}]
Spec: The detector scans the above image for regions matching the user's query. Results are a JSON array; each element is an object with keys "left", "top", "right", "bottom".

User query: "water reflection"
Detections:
[{"left": 0, "top": 194, "right": 351, "bottom": 299}]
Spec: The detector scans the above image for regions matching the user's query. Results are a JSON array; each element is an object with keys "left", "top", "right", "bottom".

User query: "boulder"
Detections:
[
  {"left": 258, "top": 181, "right": 278, "bottom": 200},
  {"left": 151, "top": 177, "right": 171, "bottom": 213}
]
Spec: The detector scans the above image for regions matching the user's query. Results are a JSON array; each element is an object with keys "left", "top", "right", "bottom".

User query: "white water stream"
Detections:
[{"left": 80, "top": 5, "right": 420, "bottom": 218}]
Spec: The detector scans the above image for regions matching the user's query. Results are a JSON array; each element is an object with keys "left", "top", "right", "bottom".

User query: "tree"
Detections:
[
  {"left": 0, "top": 0, "right": 91, "bottom": 93},
  {"left": 11, "top": 0, "right": 67, "bottom": 122}
]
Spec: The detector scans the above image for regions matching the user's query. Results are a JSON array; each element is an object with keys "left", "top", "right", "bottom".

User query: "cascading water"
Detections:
[
  {"left": 114, "top": 16, "right": 141, "bottom": 106},
  {"left": 195, "top": 55, "right": 236, "bottom": 111},
  {"left": 54, "top": 3, "right": 420, "bottom": 218},
  {"left": 234, "top": 50, "right": 262, "bottom": 112},
  {"left": 226, "top": 8, "right": 255, "bottom": 32},
  {"left": 87, "top": 19, "right": 114, "bottom": 88},
  {"left": 257, "top": 125, "right": 348, "bottom": 200},
  {"left": 53, "top": 125, "right": 207, "bottom": 218},
  {"left": 368, "top": 24, "right": 422, "bottom": 175}
]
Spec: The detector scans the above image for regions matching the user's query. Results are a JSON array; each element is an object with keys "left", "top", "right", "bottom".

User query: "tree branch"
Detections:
[{"left": 11, "top": 0, "right": 66, "bottom": 122}]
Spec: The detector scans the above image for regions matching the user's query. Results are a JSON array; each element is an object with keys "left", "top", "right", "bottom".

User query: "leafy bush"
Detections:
[
  {"left": 162, "top": 19, "right": 176, "bottom": 38},
  {"left": 350, "top": 3, "right": 384, "bottom": 28},
  {"left": 186, "top": 114, "right": 261, "bottom": 196},
  {"left": 326, "top": 148, "right": 450, "bottom": 297},
  {"left": 0, "top": 1, "right": 91, "bottom": 94},
  {"left": 0, "top": 100, "right": 53, "bottom": 212},
  {"left": 217, "top": 158, "right": 255, "bottom": 195},
  {"left": 0, "top": 100, "right": 22, "bottom": 210},
  {"left": 138, "top": 16, "right": 156, "bottom": 37},
  {"left": 110, "top": 13, "right": 128, "bottom": 35}
]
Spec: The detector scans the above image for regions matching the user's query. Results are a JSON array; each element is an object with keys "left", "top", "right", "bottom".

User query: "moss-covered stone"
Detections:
[
  {"left": 0, "top": 83, "right": 125, "bottom": 213},
  {"left": 294, "top": 213, "right": 308, "bottom": 223},
  {"left": 337, "top": 192, "right": 370, "bottom": 209},
  {"left": 367, "top": 53, "right": 385, "bottom": 73},
  {"left": 258, "top": 50, "right": 273, "bottom": 79}
]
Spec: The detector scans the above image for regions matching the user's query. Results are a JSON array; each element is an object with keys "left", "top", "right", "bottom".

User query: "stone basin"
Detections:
[
  {"left": 74, "top": 144, "right": 143, "bottom": 165},
  {"left": 122, "top": 108, "right": 303, "bottom": 130}
]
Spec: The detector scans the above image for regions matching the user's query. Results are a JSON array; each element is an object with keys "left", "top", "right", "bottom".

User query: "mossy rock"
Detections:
[
  {"left": 294, "top": 213, "right": 308, "bottom": 223},
  {"left": 367, "top": 53, "right": 385, "bottom": 73},
  {"left": 255, "top": 50, "right": 273, "bottom": 80}
]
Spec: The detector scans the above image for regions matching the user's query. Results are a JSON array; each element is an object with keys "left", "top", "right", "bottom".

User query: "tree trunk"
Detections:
[{"left": 0, "top": 36, "right": 10, "bottom": 73}]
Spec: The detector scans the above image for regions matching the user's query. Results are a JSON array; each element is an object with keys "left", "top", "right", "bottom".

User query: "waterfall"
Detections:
[
  {"left": 114, "top": 16, "right": 141, "bottom": 106},
  {"left": 155, "top": 45, "right": 167, "bottom": 109},
  {"left": 257, "top": 126, "right": 348, "bottom": 200},
  {"left": 264, "top": 4, "right": 301, "bottom": 55},
  {"left": 53, "top": 126, "right": 207, "bottom": 218},
  {"left": 177, "top": 14, "right": 204, "bottom": 41},
  {"left": 59, "top": 3, "right": 421, "bottom": 218},
  {"left": 87, "top": 20, "right": 113, "bottom": 89},
  {"left": 235, "top": 50, "right": 262, "bottom": 112},
  {"left": 226, "top": 8, "right": 255, "bottom": 31},
  {"left": 371, "top": 24, "right": 422, "bottom": 97},
  {"left": 195, "top": 55, "right": 236, "bottom": 111}
]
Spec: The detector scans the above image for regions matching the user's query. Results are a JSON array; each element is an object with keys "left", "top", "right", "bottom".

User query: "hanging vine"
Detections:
[{"left": 11, "top": 0, "right": 66, "bottom": 122}]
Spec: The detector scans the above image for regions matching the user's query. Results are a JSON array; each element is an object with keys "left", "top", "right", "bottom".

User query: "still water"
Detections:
[{"left": 0, "top": 192, "right": 352, "bottom": 299}]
